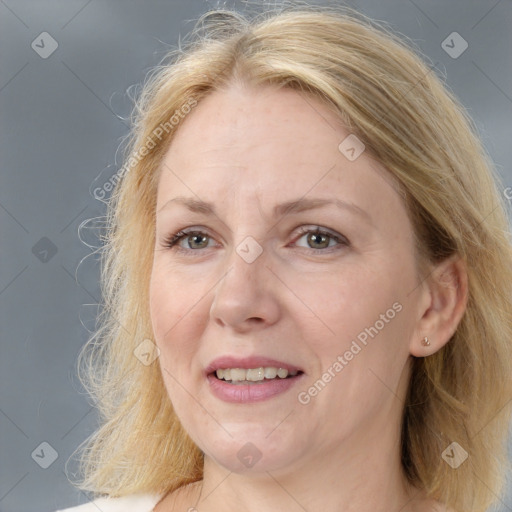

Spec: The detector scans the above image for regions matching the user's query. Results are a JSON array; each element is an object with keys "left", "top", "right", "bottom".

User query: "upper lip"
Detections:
[{"left": 205, "top": 356, "right": 304, "bottom": 376}]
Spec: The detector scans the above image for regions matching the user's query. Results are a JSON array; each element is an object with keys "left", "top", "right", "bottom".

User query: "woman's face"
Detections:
[{"left": 149, "top": 85, "right": 424, "bottom": 474}]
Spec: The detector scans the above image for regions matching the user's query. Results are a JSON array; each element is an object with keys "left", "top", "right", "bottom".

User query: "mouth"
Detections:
[
  {"left": 211, "top": 367, "right": 303, "bottom": 385},
  {"left": 205, "top": 356, "right": 305, "bottom": 403}
]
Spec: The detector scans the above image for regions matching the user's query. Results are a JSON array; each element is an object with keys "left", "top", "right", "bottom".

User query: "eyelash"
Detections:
[{"left": 161, "top": 226, "right": 350, "bottom": 255}]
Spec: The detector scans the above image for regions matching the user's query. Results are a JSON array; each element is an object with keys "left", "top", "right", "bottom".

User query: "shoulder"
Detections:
[
  {"left": 433, "top": 501, "right": 456, "bottom": 512},
  {"left": 54, "top": 492, "right": 165, "bottom": 512},
  {"left": 427, "top": 500, "right": 457, "bottom": 512},
  {"left": 410, "top": 496, "right": 456, "bottom": 512}
]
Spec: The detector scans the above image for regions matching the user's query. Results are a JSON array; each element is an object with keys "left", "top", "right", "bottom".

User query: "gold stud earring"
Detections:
[{"left": 421, "top": 336, "right": 430, "bottom": 347}]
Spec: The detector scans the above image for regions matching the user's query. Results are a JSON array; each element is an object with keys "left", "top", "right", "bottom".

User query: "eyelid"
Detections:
[
  {"left": 161, "top": 226, "right": 219, "bottom": 253},
  {"left": 161, "top": 224, "right": 350, "bottom": 255},
  {"left": 292, "top": 225, "right": 349, "bottom": 247}
]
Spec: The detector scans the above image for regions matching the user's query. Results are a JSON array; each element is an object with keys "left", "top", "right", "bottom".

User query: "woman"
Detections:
[{"left": 56, "top": 4, "right": 512, "bottom": 512}]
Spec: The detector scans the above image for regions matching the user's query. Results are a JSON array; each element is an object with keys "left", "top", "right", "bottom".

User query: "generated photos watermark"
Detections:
[
  {"left": 93, "top": 97, "right": 198, "bottom": 200},
  {"left": 298, "top": 301, "right": 403, "bottom": 405}
]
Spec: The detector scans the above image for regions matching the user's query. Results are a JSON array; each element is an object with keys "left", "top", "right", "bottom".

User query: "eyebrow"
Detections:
[{"left": 158, "top": 195, "right": 372, "bottom": 224}]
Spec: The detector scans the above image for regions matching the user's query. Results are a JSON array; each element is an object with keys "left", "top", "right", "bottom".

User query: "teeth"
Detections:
[
  {"left": 215, "top": 367, "right": 299, "bottom": 382},
  {"left": 230, "top": 368, "right": 246, "bottom": 381},
  {"left": 264, "top": 367, "right": 277, "bottom": 379},
  {"left": 246, "top": 368, "right": 265, "bottom": 381},
  {"left": 277, "top": 368, "right": 288, "bottom": 378}
]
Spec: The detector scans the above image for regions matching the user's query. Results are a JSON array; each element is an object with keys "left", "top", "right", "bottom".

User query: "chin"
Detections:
[{"left": 197, "top": 428, "right": 306, "bottom": 474}]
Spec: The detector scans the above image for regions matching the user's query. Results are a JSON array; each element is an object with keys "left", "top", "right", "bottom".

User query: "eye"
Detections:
[
  {"left": 293, "top": 226, "right": 349, "bottom": 252},
  {"left": 162, "top": 229, "right": 215, "bottom": 252},
  {"left": 160, "top": 225, "right": 350, "bottom": 255}
]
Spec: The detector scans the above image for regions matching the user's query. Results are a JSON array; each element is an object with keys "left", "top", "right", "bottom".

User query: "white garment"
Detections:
[{"left": 55, "top": 492, "right": 165, "bottom": 512}]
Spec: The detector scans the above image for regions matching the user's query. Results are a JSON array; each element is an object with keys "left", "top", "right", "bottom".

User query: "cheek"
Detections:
[
  {"left": 149, "top": 269, "right": 206, "bottom": 413},
  {"left": 294, "top": 264, "right": 410, "bottom": 398},
  {"left": 149, "top": 264, "right": 204, "bottom": 359},
  {"left": 291, "top": 264, "right": 394, "bottom": 346}
]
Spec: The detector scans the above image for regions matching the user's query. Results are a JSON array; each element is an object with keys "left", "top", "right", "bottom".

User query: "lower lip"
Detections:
[{"left": 207, "top": 373, "right": 304, "bottom": 403}]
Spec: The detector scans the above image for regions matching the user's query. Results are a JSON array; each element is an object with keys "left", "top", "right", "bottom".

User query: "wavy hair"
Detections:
[{"left": 70, "top": 4, "right": 512, "bottom": 511}]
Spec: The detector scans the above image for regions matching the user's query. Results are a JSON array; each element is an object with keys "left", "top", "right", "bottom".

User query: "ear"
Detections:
[{"left": 409, "top": 254, "right": 468, "bottom": 357}]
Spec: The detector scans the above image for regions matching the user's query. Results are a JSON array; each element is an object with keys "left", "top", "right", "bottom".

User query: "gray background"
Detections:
[{"left": 1, "top": 1, "right": 511, "bottom": 511}]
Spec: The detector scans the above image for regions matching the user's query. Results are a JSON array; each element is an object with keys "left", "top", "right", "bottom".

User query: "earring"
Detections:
[{"left": 421, "top": 336, "right": 431, "bottom": 347}]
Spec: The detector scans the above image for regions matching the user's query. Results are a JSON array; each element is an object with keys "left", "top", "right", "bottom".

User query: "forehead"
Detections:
[
  {"left": 156, "top": 85, "right": 401, "bottom": 218},
  {"left": 164, "top": 84, "right": 344, "bottom": 166}
]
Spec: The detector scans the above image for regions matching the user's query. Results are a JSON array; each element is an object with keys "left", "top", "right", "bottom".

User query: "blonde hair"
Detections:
[{"left": 71, "top": 4, "right": 512, "bottom": 511}]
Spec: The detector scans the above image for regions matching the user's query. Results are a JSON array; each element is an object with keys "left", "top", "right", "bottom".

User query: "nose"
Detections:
[{"left": 209, "top": 242, "right": 281, "bottom": 333}]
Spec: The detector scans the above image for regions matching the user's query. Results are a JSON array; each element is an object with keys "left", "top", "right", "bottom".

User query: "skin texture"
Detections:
[{"left": 149, "top": 84, "right": 467, "bottom": 512}]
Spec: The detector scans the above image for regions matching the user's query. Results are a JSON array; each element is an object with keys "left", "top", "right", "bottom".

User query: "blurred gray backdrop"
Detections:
[{"left": 1, "top": 1, "right": 511, "bottom": 511}]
